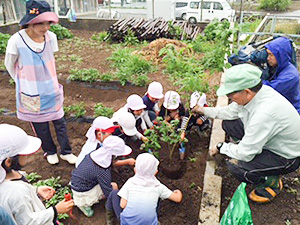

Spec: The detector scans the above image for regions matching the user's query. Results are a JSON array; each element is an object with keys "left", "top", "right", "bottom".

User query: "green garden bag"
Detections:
[{"left": 220, "top": 182, "right": 254, "bottom": 225}]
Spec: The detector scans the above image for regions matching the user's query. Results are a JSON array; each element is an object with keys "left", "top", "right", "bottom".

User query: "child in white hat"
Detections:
[
  {"left": 105, "top": 153, "right": 183, "bottom": 225},
  {"left": 180, "top": 91, "right": 211, "bottom": 140},
  {"left": 71, "top": 136, "right": 134, "bottom": 217},
  {"left": 142, "top": 81, "right": 164, "bottom": 128},
  {"left": 114, "top": 94, "right": 148, "bottom": 142},
  {"left": 158, "top": 91, "right": 185, "bottom": 123},
  {"left": 76, "top": 116, "right": 119, "bottom": 167},
  {"left": 0, "top": 124, "right": 74, "bottom": 224}
]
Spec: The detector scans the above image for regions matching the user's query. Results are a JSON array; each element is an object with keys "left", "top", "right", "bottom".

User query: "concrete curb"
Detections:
[{"left": 198, "top": 71, "right": 228, "bottom": 225}]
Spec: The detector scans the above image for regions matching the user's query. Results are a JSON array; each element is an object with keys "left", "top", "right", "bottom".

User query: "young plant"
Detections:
[
  {"left": 142, "top": 117, "right": 188, "bottom": 160},
  {"left": 94, "top": 103, "right": 114, "bottom": 118},
  {"left": 68, "top": 68, "right": 101, "bottom": 82},
  {"left": 91, "top": 31, "right": 108, "bottom": 42},
  {"left": 124, "top": 29, "right": 139, "bottom": 46},
  {"left": 26, "top": 172, "right": 42, "bottom": 183},
  {"left": 64, "top": 103, "right": 86, "bottom": 118}
]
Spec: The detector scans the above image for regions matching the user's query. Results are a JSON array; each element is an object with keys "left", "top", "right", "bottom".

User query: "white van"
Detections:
[
  {"left": 174, "top": 0, "right": 189, "bottom": 20},
  {"left": 186, "top": 0, "right": 235, "bottom": 24}
]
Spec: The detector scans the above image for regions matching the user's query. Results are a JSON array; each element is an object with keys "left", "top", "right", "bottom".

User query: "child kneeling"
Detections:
[
  {"left": 106, "top": 153, "right": 183, "bottom": 225},
  {"left": 71, "top": 136, "right": 133, "bottom": 217}
]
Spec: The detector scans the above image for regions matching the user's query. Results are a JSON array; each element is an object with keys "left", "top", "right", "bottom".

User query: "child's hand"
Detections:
[
  {"left": 126, "top": 158, "right": 136, "bottom": 166},
  {"left": 196, "top": 118, "right": 204, "bottom": 125},
  {"left": 141, "top": 135, "right": 148, "bottom": 142},
  {"left": 55, "top": 199, "right": 74, "bottom": 214},
  {"left": 180, "top": 132, "right": 185, "bottom": 140},
  {"left": 191, "top": 105, "right": 205, "bottom": 114},
  {"left": 37, "top": 186, "right": 55, "bottom": 200}
]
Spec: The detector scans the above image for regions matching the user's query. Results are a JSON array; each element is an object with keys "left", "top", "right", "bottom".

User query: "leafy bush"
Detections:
[
  {"left": 204, "top": 19, "right": 232, "bottom": 43},
  {"left": 0, "top": 32, "right": 11, "bottom": 55},
  {"left": 94, "top": 103, "right": 114, "bottom": 118},
  {"left": 259, "top": 0, "right": 291, "bottom": 11},
  {"left": 91, "top": 31, "right": 108, "bottom": 42},
  {"left": 124, "top": 29, "right": 139, "bottom": 46},
  {"left": 64, "top": 102, "right": 86, "bottom": 118},
  {"left": 108, "top": 47, "right": 153, "bottom": 86},
  {"left": 68, "top": 68, "right": 101, "bottom": 82},
  {"left": 50, "top": 24, "right": 73, "bottom": 40}
]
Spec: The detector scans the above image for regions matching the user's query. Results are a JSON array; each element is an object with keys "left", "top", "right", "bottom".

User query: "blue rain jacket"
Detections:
[{"left": 264, "top": 37, "right": 300, "bottom": 113}]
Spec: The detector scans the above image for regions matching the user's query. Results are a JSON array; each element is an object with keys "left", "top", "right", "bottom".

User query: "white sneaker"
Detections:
[
  {"left": 47, "top": 154, "right": 59, "bottom": 165},
  {"left": 60, "top": 154, "right": 77, "bottom": 164}
]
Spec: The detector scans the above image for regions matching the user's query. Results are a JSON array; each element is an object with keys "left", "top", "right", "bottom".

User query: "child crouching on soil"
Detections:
[
  {"left": 159, "top": 91, "right": 185, "bottom": 123},
  {"left": 105, "top": 153, "right": 183, "bottom": 225},
  {"left": 71, "top": 136, "right": 134, "bottom": 217},
  {"left": 180, "top": 91, "right": 211, "bottom": 140}
]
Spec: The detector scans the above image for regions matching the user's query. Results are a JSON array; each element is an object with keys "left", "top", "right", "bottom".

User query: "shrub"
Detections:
[
  {"left": 108, "top": 47, "right": 153, "bottom": 86},
  {"left": 0, "top": 32, "right": 11, "bottom": 55},
  {"left": 124, "top": 29, "right": 139, "bottom": 46},
  {"left": 259, "top": 0, "right": 291, "bottom": 11},
  {"left": 94, "top": 103, "right": 114, "bottom": 118},
  {"left": 50, "top": 24, "right": 73, "bottom": 40}
]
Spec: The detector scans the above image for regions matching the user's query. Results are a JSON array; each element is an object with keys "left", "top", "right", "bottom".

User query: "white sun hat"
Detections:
[
  {"left": 114, "top": 112, "right": 138, "bottom": 136},
  {"left": 131, "top": 153, "right": 160, "bottom": 187},
  {"left": 0, "top": 124, "right": 41, "bottom": 183},
  {"left": 90, "top": 135, "right": 132, "bottom": 168},
  {"left": 126, "top": 94, "right": 146, "bottom": 111},
  {"left": 147, "top": 81, "right": 164, "bottom": 99},
  {"left": 163, "top": 91, "right": 181, "bottom": 110},
  {"left": 190, "top": 92, "right": 207, "bottom": 109},
  {"left": 85, "top": 116, "right": 115, "bottom": 142}
]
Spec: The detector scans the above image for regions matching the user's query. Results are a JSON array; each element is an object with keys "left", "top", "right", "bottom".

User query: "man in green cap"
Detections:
[{"left": 193, "top": 64, "right": 300, "bottom": 203}]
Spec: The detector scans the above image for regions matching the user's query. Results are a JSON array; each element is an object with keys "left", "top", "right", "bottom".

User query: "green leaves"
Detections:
[
  {"left": 94, "top": 103, "right": 114, "bottom": 118},
  {"left": 64, "top": 102, "right": 86, "bottom": 118},
  {"left": 0, "top": 32, "right": 11, "bottom": 55},
  {"left": 49, "top": 24, "right": 73, "bottom": 40},
  {"left": 259, "top": 0, "right": 291, "bottom": 11}
]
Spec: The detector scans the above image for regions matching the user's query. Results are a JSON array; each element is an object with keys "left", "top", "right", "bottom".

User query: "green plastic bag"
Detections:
[{"left": 220, "top": 182, "right": 253, "bottom": 225}]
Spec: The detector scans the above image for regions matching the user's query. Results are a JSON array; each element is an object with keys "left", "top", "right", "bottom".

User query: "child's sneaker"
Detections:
[
  {"left": 60, "top": 154, "right": 77, "bottom": 164},
  {"left": 78, "top": 206, "right": 94, "bottom": 217}
]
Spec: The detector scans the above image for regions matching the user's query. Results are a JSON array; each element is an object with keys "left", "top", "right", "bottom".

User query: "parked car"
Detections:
[
  {"left": 186, "top": 0, "right": 235, "bottom": 24},
  {"left": 174, "top": 0, "right": 189, "bottom": 20}
]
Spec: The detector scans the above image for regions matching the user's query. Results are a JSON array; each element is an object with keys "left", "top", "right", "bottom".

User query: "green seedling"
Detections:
[
  {"left": 189, "top": 182, "right": 196, "bottom": 189},
  {"left": 94, "top": 103, "right": 114, "bottom": 118},
  {"left": 0, "top": 32, "right": 11, "bottom": 55},
  {"left": 9, "top": 78, "right": 15, "bottom": 86},
  {"left": 64, "top": 102, "right": 86, "bottom": 118},
  {"left": 26, "top": 172, "right": 42, "bottom": 183},
  {"left": 188, "top": 157, "right": 196, "bottom": 163},
  {"left": 49, "top": 24, "right": 73, "bottom": 40}
]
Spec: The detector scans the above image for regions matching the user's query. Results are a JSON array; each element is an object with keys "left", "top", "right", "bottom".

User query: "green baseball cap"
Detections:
[{"left": 217, "top": 64, "right": 262, "bottom": 96}]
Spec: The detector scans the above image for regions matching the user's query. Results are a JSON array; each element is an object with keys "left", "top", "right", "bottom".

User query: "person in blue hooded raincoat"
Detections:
[{"left": 263, "top": 36, "right": 300, "bottom": 114}]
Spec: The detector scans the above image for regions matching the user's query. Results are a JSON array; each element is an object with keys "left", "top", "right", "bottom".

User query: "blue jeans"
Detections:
[{"left": 31, "top": 117, "right": 72, "bottom": 155}]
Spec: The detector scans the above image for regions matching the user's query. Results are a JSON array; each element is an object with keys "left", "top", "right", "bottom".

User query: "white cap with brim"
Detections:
[
  {"left": 216, "top": 64, "right": 262, "bottom": 96},
  {"left": 90, "top": 136, "right": 132, "bottom": 168},
  {"left": 163, "top": 91, "right": 181, "bottom": 110},
  {"left": 0, "top": 124, "right": 41, "bottom": 183},
  {"left": 112, "top": 110, "right": 138, "bottom": 136}
]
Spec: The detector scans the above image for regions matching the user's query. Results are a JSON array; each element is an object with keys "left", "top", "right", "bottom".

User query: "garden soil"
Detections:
[{"left": 0, "top": 29, "right": 299, "bottom": 225}]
